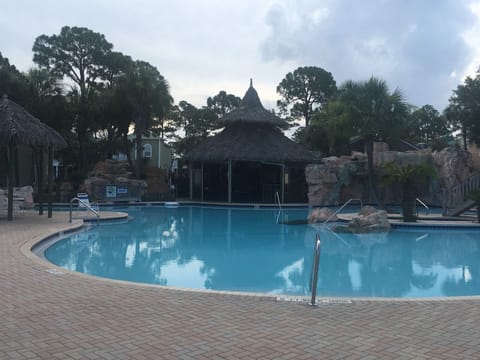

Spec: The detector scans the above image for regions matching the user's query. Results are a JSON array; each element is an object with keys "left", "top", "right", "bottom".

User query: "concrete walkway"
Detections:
[{"left": 2, "top": 211, "right": 480, "bottom": 359}]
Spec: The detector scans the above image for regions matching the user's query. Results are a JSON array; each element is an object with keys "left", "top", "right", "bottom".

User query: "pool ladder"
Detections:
[{"left": 69, "top": 197, "right": 100, "bottom": 225}]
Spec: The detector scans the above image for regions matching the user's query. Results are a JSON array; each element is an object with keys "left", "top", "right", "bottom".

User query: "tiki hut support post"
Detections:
[
  {"left": 47, "top": 146, "right": 53, "bottom": 218},
  {"left": 7, "top": 142, "right": 15, "bottom": 221},
  {"left": 189, "top": 166, "right": 193, "bottom": 200},
  {"left": 201, "top": 162, "right": 204, "bottom": 201},
  {"left": 281, "top": 164, "right": 285, "bottom": 203},
  {"left": 228, "top": 160, "right": 232, "bottom": 203},
  {"left": 37, "top": 146, "right": 44, "bottom": 215}
]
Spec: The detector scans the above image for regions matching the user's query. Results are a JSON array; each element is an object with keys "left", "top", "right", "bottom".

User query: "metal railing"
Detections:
[
  {"left": 443, "top": 172, "right": 480, "bottom": 215},
  {"left": 274, "top": 191, "right": 282, "bottom": 210},
  {"left": 69, "top": 197, "right": 100, "bottom": 225},
  {"left": 415, "top": 198, "right": 430, "bottom": 216},
  {"left": 310, "top": 233, "right": 321, "bottom": 306},
  {"left": 274, "top": 191, "right": 282, "bottom": 224},
  {"left": 323, "top": 198, "right": 363, "bottom": 224}
]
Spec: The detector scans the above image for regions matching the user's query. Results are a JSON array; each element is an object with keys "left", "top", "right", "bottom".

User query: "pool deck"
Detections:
[{"left": 2, "top": 211, "right": 480, "bottom": 359}]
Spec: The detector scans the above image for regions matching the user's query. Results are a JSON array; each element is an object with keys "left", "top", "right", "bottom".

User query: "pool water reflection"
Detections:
[{"left": 45, "top": 206, "right": 480, "bottom": 298}]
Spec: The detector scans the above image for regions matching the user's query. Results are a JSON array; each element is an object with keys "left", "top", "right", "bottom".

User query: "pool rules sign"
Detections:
[{"left": 106, "top": 186, "right": 117, "bottom": 198}]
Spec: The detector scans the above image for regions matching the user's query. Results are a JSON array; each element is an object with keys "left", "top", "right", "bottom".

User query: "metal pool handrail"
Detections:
[
  {"left": 415, "top": 198, "right": 430, "bottom": 216},
  {"left": 310, "top": 233, "right": 321, "bottom": 306},
  {"left": 274, "top": 191, "right": 282, "bottom": 210},
  {"left": 69, "top": 197, "right": 100, "bottom": 225},
  {"left": 274, "top": 191, "right": 282, "bottom": 224},
  {"left": 323, "top": 198, "right": 363, "bottom": 224}
]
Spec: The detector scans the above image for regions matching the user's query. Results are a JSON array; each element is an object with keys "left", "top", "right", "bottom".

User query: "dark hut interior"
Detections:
[{"left": 183, "top": 82, "right": 313, "bottom": 204}]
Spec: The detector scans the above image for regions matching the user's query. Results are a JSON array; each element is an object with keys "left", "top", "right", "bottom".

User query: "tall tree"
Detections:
[
  {"left": 295, "top": 101, "right": 351, "bottom": 156},
  {"left": 92, "top": 52, "right": 134, "bottom": 159},
  {"left": 407, "top": 105, "right": 450, "bottom": 150},
  {"left": 25, "top": 68, "right": 72, "bottom": 136},
  {"left": 119, "top": 60, "right": 173, "bottom": 178},
  {"left": 0, "top": 52, "right": 31, "bottom": 102},
  {"left": 206, "top": 90, "right": 241, "bottom": 118},
  {"left": 446, "top": 74, "right": 480, "bottom": 150},
  {"left": 335, "top": 77, "right": 409, "bottom": 205},
  {"left": 277, "top": 66, "right": 337, "bottom": 127},
  {"left": 171, "top": 101, "right": 217, "bottom": 156},
  {"left": 32, "top": 26, "right": 114, "bottom": 170}
]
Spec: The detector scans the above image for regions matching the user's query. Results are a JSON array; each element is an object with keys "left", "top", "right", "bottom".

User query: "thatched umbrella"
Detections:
[
  {"left": 0, "top": 94, "right": 67, "bottom": 220},
  {"left": 184, "top": 81, "right": 314, "bottom": 202}
]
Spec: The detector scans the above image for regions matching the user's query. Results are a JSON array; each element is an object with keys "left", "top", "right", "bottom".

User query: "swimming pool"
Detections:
[{"left": 44, "top": 205, "right": 480, "bottom": 298}]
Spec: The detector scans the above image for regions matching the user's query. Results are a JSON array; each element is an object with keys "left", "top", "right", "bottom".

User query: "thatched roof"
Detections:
[
  {"left": 184, "top": 123, "right": 313, "bottom": 163},
  {"left": 221, "top": 81, "right": 287, "bottom": 128},
  {"left": 0, "top": 95, "right": 67, "bottom": 149},
  {"left": 184, "top": 82, "right": 313, "bottom": 163}
]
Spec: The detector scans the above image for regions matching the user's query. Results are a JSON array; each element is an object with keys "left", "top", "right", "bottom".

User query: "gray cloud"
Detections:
[{"left": 261, "top": 0, "right": 476, "bottom": 110}]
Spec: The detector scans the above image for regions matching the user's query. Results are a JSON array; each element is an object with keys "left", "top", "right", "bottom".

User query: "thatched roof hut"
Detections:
[
  {"left": 0, "top": 95, "right": 67, "bottom": 220},
  {"left": 182, "top": 82, "right": 313, "bottom": 203},
  {"left": 0, "top": 95, "right": 67, "bottom": 148}
]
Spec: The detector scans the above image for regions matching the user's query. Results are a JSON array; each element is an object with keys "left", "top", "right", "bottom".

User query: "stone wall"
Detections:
[{"left": 306, "top": 145, "right": 477, "bottom": 206}]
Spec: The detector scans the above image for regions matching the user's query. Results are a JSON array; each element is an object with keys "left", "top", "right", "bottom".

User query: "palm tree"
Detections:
[
  {"left": 382, "top": 162, "right": 436, "bottom": 222},
  {"left": 336, "top": 77, "right": 409, "bottom": 205}
]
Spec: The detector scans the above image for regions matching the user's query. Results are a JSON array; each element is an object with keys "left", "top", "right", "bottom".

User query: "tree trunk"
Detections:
[
  {"left": 78, "top": 130, "right": 87, "bottom": 172},
  {"left": 365, "top": 137, "right": 382, "bottom": 207},
  {"left": 135, "top": 129, "right": 143, "bottom": 179},
  {"left": 124, "top": 133, "right": 134, "bottom": 171},
  {"left": 462, "top": 124, "right": 468, "bottom": 151},
  {"left": 402, "top": 181, "right": 417, "bottom": 222}
]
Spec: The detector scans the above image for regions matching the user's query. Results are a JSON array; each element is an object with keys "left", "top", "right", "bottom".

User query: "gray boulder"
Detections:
[{"left": 308, "top": 207, "right": 337, "bottom": 223}]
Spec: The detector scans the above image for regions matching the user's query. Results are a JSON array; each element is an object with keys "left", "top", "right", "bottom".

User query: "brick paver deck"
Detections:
[{"left": 2, "top": 211, "right": 480, "bottom": 359}]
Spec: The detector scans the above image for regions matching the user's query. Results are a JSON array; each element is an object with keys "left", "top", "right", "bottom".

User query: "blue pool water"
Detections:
[{"left": 44, "top": 206, "right": 480, "bottom": 298}]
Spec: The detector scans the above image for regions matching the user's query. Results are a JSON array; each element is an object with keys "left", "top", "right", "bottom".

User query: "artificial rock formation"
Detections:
[
  {"left": 306, "top": 145, "right": 478, "bottom": 207},
  {"left": 433, "top": 147, "right": 475, "bottom": 190},
  {"left": 306, "top": 155, "right": 367, "bottom": 206},
  {"left": 335, "top": 206, "right": 391, "bottom": 233},
  {"left": 81, "top": 160, "right": 147, "bottom": 201}
]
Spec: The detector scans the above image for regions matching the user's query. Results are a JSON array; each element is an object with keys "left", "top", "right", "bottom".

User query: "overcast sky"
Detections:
[{"left": 2, "top": 0, "right": 480, "bottom": 113}]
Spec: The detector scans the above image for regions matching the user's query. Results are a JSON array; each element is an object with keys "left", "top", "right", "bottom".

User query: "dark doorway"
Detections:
[
  {"left": 192, "top": 168, "right": 202, "bottom": 200},
  {"left": 231, "top": 162, "right": 281, "bottom": 203},
  {"left": 284, "top": 165, "right": 308, "bottom": 203},
  {"left": 203, "top": 162, "right": 228, "bottom": 201}
]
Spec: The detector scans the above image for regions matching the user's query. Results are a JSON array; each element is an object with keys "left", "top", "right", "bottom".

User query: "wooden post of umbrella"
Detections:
[
  {"left": 37, "top": 146, "right": 44, "bottom": 215},
  {"left": 7, "top": 142, "right": 15, "bottom": 221},
  {"left": 47, "top": 146, "right": 53, "bottom": 218}
]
